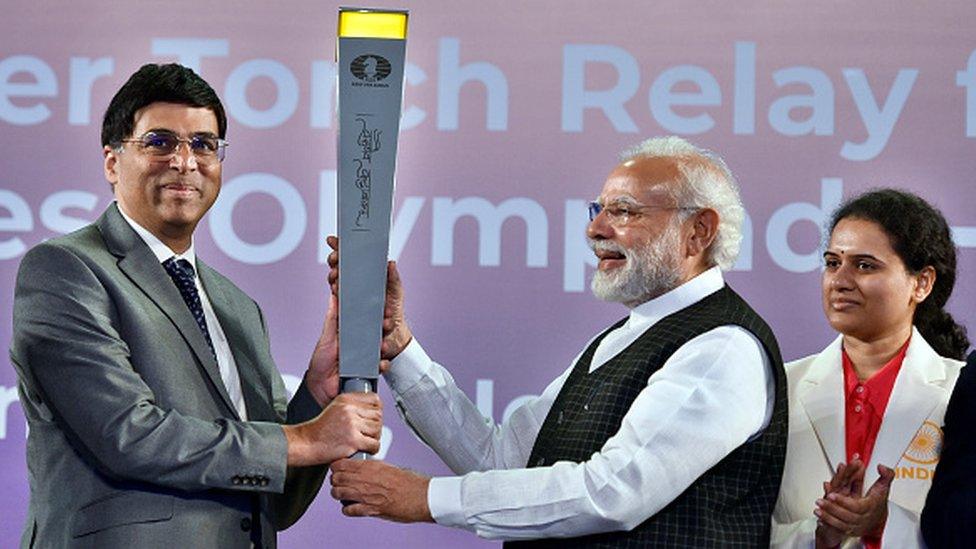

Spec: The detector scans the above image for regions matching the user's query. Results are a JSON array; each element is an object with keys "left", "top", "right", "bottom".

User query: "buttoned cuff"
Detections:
[
  {"left": 428, "top": 476, "right": 466, "bottom": 528},
  {"left": 226, "top": 420, "right": 289, "bottom": 493},
  {"left": 383, "top": 338, "right": 432, "bottom": 393}
]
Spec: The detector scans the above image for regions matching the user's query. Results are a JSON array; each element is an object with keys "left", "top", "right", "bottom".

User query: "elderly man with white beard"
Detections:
[{"left": 328, "top": 136, "right": 789, "bottom": 548}]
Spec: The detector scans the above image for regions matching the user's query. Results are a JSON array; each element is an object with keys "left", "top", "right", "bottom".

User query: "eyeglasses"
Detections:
[
  {"left": 587, "top": 200, "right": 697, "bottom": 226},
  {"left": 117, "top": 131, "right": 228, "bottom": 164}
]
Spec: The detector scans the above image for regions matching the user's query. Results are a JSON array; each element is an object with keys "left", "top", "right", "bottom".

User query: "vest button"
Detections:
[
  {"left": 583, "top": 404, "right": 589, "bottom": 411},
  {"left": 536, "top": 457, "right": 545, "bottom": 466},
  {"left": 557, "top": 411, "right": 564, "bottom": 424},
  {"left": 240, "top": 517, "right": 252, "bottom": 532}
]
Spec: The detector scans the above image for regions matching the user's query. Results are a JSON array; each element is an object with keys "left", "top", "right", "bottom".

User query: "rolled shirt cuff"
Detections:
[{"left": 428, "top": 475, "right": 466, "bottom": 528}]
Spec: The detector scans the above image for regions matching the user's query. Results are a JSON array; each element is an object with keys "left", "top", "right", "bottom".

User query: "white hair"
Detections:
[{"left": 618, "top": 136, "right": 745, "bottom": 271}]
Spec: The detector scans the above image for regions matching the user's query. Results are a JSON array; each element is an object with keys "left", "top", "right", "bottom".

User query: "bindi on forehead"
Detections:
[{"left": 829, "top": 218, "right": 899, "bottom": 257}]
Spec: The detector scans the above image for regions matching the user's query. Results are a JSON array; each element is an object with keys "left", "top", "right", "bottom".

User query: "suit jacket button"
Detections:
[
  {"left": 260, "top": 478, "right": 270, "bottom": 486},
  {"left": 536, "top": 457, "right": 545, "bottom": 466},
  {"left": 240, "top": 517, "right": 252, "bottom": 532},
  {"left": 232, "top": 476, "right": 242, "bottom": 485}
]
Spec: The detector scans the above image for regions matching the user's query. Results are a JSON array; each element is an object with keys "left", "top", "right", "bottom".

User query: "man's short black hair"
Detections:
[{"left": 101, "top": 63, "right": 227, "bottom": 147}]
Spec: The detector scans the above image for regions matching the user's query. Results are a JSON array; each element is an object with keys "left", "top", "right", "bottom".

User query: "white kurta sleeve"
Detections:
[
  {"left": 389, "top": 327, "right": 772, "bottom": 540},
  {"left": 384, "top": 338, "right": 575, "bottom": 474}
]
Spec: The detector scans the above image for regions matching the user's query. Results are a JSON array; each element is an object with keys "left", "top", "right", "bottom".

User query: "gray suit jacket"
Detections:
[{"left": 10, "top": 204, "right": 327, "bottom": 548}]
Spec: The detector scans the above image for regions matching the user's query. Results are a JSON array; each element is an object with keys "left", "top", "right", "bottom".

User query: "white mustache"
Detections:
[{"left": 588, "top": 239, "right": 628, "bottom": 256}]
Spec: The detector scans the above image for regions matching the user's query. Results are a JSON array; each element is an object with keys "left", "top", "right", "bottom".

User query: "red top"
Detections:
[{"left": 841, "top": 338, "right": 910, "bottom": 549}]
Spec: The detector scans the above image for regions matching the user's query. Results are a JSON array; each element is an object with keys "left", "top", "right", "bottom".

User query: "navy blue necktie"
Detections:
[{"left": 163, "top": 258, "right": 216, "bottom": 360}]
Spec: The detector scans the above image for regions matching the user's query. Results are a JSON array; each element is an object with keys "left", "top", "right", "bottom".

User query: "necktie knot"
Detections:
[{"left": 163, "top": 257, "right": 196, "bottom": 283}]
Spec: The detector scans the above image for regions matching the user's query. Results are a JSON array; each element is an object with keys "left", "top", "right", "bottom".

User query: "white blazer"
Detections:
[{"left": 771, "top": 329, "right": 964, "bottom": 548}]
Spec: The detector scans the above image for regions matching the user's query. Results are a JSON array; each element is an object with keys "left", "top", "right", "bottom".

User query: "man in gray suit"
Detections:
[{"left": 9, "top": 63, "right": 382, "bottom": 548}]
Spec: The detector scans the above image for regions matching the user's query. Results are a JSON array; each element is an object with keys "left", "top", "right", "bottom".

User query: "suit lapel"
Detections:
[
  {"left": 197, "top": 262, "right": 275, "bottom": 422},
  {"left": 97, "top": 205, "right": 240, "bottom": 418},
  {"left": 864, "top": 329, "right": 947, "bottom": 487},
  {"left": 798, "top": 336, "right": 846, "bottom": 471}
]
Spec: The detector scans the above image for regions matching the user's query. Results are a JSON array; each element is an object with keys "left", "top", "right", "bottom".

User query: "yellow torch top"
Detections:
[{"left": 338, "top": 8, "right": 408, "bottom": 39}]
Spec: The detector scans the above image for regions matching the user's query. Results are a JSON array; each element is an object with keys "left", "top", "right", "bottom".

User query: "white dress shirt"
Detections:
[
  {"left": 384, "top": 266, "right": 774, "bottom": 540},
  {"left": 117, "top": 205, "right": 248, "bottom": 420}
]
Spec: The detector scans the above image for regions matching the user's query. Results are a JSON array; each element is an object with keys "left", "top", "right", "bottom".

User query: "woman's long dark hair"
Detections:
[{"left": 829, "top": 188, "right": 970, "bottom": 360}]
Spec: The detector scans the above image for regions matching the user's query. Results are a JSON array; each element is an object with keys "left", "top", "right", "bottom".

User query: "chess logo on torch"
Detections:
[{"left": 351, "top": 54, "right": 392, "bottom": 82}]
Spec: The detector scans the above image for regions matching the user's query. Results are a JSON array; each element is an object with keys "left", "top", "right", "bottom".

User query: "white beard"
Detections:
[{"left": 590, "top": 221, "right": 683, "bottom": 307}]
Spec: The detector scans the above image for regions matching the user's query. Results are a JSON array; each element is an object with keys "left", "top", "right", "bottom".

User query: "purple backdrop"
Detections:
[{"left": 2, "top": 1, "right": 975, "bottom": 546}]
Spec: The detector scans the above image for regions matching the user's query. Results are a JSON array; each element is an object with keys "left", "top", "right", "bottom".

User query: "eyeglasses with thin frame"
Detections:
[
  {"left": 587, "top": 200, "right": 698, "bottom": 226},
  {"left": 116, "top": 130, "right": 228, "bottom": 164}
]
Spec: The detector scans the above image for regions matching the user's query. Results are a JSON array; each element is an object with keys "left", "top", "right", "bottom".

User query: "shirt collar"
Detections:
[
  {"left": 628, "top": 266, "right": 725, "bottom": 327},
  {"left": 842, "top": 336, "right": 910, "bottom": 398},
  {"left": 115, "top": 201, "right": 197, "bottom": 268}
]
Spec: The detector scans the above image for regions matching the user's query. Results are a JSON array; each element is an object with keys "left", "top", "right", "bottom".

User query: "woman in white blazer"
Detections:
[{"left": 772, "top": 189, "right": 969, "bottom": 549}]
